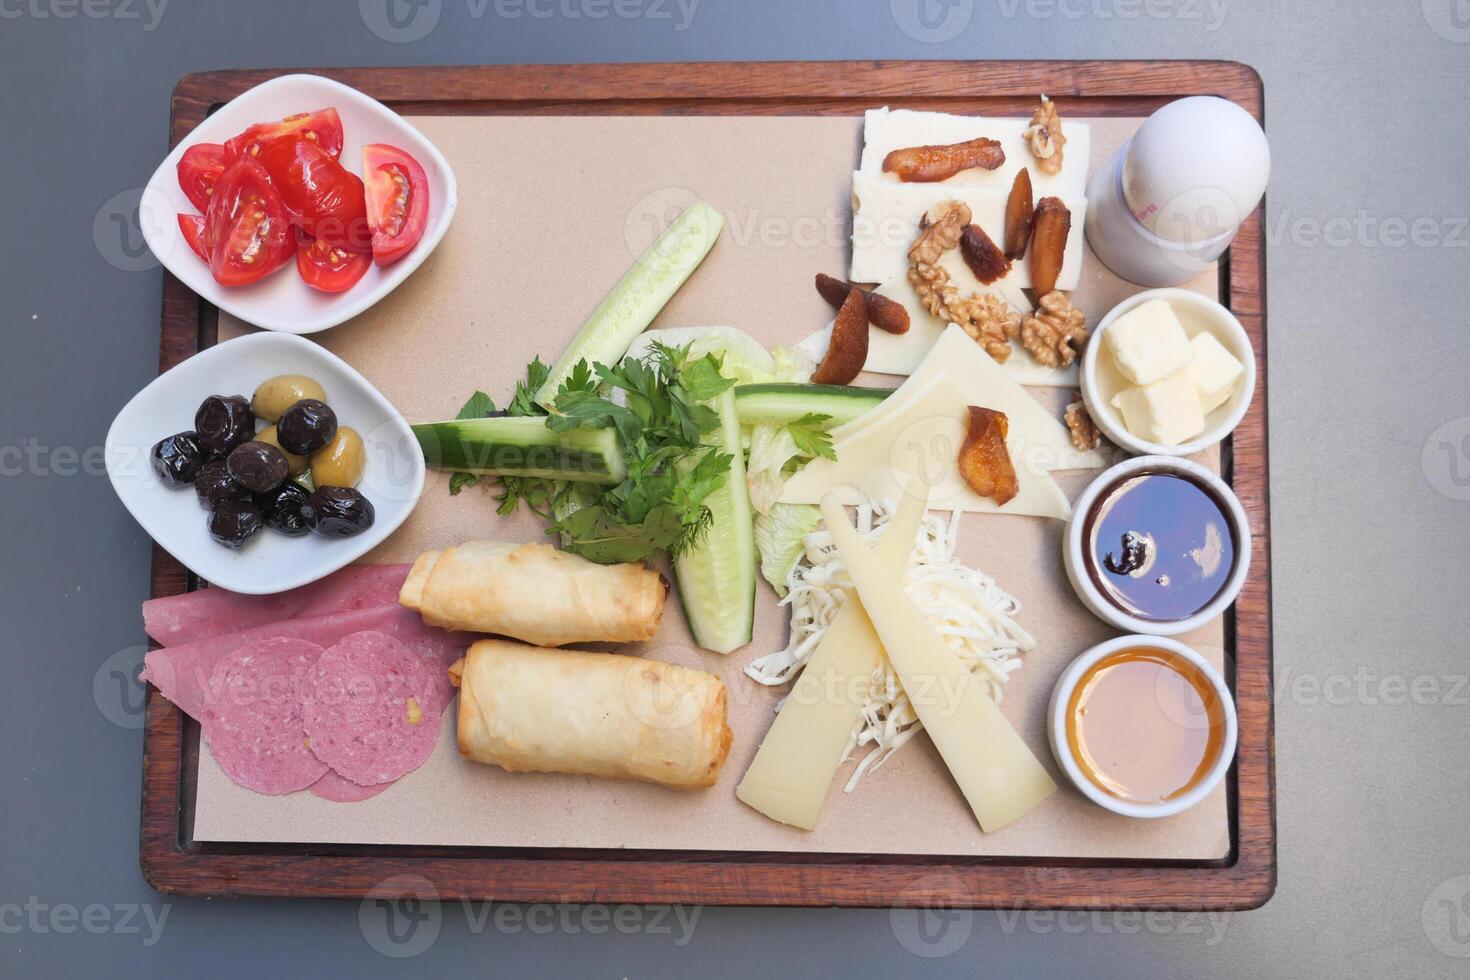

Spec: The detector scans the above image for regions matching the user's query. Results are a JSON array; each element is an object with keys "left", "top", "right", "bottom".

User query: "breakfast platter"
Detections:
[{"left": 127, "top": 62, "right": 1273, "bottom": 909}]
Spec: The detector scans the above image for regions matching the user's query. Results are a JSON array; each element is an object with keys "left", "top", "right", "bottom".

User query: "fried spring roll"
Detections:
[
  {"left": 449, "top": 639, "right": 732, "bottom": 789},
  {"left": 399, "top": 540, "right": 666, "bottom": 647}
]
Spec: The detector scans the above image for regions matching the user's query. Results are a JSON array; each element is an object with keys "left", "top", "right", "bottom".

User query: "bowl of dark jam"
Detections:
[{"left": 1064, "top": 456, "right": 1251, "bottom": 635}]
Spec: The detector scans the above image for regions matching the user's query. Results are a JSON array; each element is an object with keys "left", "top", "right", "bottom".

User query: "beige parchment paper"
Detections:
[{"left": 196, "top": 115, "right": 1229, "bottom": 860}]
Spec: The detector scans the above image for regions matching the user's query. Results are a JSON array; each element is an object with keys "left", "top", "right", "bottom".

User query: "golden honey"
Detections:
[{"left": 1065, "top": 647, "right": 1226, "bottom": 803}]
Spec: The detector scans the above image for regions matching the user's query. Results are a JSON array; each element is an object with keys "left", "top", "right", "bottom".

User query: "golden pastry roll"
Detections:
[
  {"left": 449, "top": 639, "right": 732, "bottom": 789},
  {"left": 399, "top": 540, "right": 667, "bottom": 647}
]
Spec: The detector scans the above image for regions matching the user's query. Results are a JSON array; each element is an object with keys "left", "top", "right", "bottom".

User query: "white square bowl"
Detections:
[
  {"left": 106, "top": 332, "right": 425, "bottom": 594},
  {"left": 139, "top": 73, "right": 457, "bottom": 334}
]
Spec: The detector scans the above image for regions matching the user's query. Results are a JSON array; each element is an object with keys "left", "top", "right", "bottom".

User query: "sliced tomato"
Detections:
[
  {"left": 178, "top": 213, "right": 208, "bottom": 262},
  {"left": 177, "top": 143, "right": 227, "bottom": 213},
  {"left": 223, "top": 108, "right": 344, "bottom": 163},
  {"left": 202, "top": 159, "right": 296, "bottom": 287},
  {"left": 295, "top": 231, "right": 372, "bottom": 293},
  {"left": 256, "top": 137, "right": 372, "bottom": 254},
  {"left": 362, "top": 144, "right": 430, "bottom": 266}
]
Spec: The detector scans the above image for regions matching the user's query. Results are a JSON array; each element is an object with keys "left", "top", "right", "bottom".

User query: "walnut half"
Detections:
[
  {"left": 1064, "top": 399, "right": 1102, "bottom": 452},
  {"left": 1020, "top": 290, "right": 1088, "bottom": 368},
  {"left": 907, "top": 201, "right": 1022, "bottom": 363},
  {"left": 1022, "top": 95, "right": 1066, "bottom": 176}
]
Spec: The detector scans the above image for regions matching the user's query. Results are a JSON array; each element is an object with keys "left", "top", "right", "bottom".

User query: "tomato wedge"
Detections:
[
  {"left": 362, "top": 144, "right": 430, "bottom": 266},
  {"left": 202, "top": 159, "right": 296, "bottom": 286},
  {"left": 224, "top": 108, "right": 344, "bottom": 163},
  {"left": 295, "top": 231, "right": 372, "bottom": 293},
  {"left": 178, "top": 213, "right": 208, "bottom": 262},
  {"left": 177, "top": 143, "right": 227, "bottom": 213},
  {"left": 256, "top": 137, "right": 372, "bottom": 254}
]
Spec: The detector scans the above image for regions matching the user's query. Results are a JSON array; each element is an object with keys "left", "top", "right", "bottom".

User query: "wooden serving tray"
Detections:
[{"left": 141, "top": 61, "right": 1274, "bottom": 909}]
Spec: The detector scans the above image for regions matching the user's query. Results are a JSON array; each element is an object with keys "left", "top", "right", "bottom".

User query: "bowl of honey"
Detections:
[{"left": 1048, "top": 635, "right": 1237, "bottom": 818}]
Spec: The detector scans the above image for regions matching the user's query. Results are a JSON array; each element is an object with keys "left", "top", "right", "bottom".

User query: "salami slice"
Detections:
[
  {"left": 308, "top": 771, "right": 392, "bottom": 803},
  {"left": 141, "top": 603, "right": 470, "bottom": 722},
  {"left": 199, "top": 637, "right": 328, "bottom": 795},
  {"left": 143, "top": 564, "right": 412, "bottom": 647},
  {"left": 302, "top": 631, "right": 443, "bottom": 787}
]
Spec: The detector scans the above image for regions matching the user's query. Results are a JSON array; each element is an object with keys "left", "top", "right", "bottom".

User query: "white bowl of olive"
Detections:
[{"left": 105, "top": 332, "right": 424, "bottom": 595}]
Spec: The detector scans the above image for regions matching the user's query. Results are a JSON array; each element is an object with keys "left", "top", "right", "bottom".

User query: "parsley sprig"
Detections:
[{"left": 452, "top": 343, "right": 737, "bottom": 564}]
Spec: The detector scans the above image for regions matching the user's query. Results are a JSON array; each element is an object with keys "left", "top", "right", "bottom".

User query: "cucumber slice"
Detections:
[
  {"left": 733, "top": 383, "right": 895, "bottom": 429},
  {"left": 536, "top": 201, "right": 725, "bottom": 408},
  {"left": 412, "top": 417, "right": 626, "bottom": 484},
  {"left": 674, "top": 387, "right": 756, "bottom": 654}
]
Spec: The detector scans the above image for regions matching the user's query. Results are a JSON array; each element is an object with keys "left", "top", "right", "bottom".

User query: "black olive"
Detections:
[
  {"left": 193, "top": 459, "right": 249, "bottom": 510},
  {"left": 301, "top": 486, "right": 376, "bottom": 538},
  {"left": 194, "top": 395, "right": 255, "bottom": 458},
  {"left": 258, "top": 482, "right": 312, "bottom": 536},
  {"left": 276, "top": 399, "right": 338, "bottom": 456},
  {"left": 150, "top": 431, "right": 205, "bottom": 488},
  {"left": 226, "top": 440, "right": 289, "bottom": 494},
  {"left": 207, "top": 499, "right": 264, "bottom": 549}
]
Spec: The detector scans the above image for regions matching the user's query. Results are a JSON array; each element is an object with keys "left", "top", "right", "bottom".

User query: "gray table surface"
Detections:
[{"left": 3, "top": 1, "right": 1468, "bottom": 976}]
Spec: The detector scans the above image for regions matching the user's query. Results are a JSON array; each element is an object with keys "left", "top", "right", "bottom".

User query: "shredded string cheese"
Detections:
[{"left": 744, "top": 499, "right": 1035, "bottom": 791}]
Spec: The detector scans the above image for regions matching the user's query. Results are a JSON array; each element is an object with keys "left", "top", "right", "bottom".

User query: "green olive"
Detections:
[
  {"left": 256, "top": 424, "right": 309, "bottom": 476},
  {"left": 251, "top": 374, "right": 326, "bottom": 423},
  {"left": 310, "top": 427, "right": 365, "bottom": 488}
]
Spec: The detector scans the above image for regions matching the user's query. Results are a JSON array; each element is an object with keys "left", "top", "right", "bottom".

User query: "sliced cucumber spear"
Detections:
[
  {"left": 675, "top": 386, "right": 757, "bottom": 654},
  {"left": 536, "top": 200, "right": 725, "bottom": 409},
  {"left": 412, "top": 416, "right": 626, "bottom": 484},
  {"left": 733, "top": 383, "right": 895, "bottom": 430}
]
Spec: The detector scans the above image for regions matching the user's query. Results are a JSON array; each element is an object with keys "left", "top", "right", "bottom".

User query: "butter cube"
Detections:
[
  {"left": 1105, "top": 299, "right": 1194, "bottom": 385},
  {"left": 1187, "top": 331, "right": 1245, "bottom": 414},
  {"left": 1111, "top": 368, "right": 1206, "bottom": 446}
]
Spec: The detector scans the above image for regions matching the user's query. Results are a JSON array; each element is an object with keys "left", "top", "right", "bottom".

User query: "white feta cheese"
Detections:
[
  {"left": 1187, "top": 331, "right": 1245, "bottom": 414},
  {"left": 1111, "top": 367, "right": 1207, "bottom": 445},
  {"left": 1104, "top": 299, "right": 1195, "bottom": 386}
]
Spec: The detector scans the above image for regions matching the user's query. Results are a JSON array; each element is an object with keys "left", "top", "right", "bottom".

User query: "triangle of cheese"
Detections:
[{"left": 778, "top": 325, "right": 1102, "bottom": 519}]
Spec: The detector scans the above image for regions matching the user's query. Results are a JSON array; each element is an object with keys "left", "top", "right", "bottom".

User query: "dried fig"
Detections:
[
  {"left": 1003, "top": 168, "right": 1034, "bottom": 260},
  {"left": 813, "top": 273, "right": 910, "bottom": 334},
  {"left": 957, "top": 406, "right": 1018, "bottom": 506},
  {"left": 1028, "top": 196, "right": 1071, "bottom": 297},
  {"left": 882, "top": 137, "right": 1005, "bottom": 183},
  {"left": 811, "top": 287, "right": 870, "bottom": 385},
  {"left": 958, "top": 224, "right": 1011, "bottom": 285}
]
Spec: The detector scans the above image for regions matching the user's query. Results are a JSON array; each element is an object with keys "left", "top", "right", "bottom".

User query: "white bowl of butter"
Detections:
[{"left": 1081, "top": 289, "right": 1255, "bottom": 457}]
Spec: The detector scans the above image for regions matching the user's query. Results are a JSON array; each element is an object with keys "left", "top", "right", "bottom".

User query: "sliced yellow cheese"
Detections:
[
  {"left": 818, "top": 494, "right": 1057, "bottom": 832},
  {"left": 778, "top": 325, "right": 1103, "bottom": 519},
  {"left": 859, "top": 108, "right": 1091, "bottom": 198},
  {"left": 735, "top": 487, "right": 927, "bottom": 830},
  {"left": 850, "top": 173, "right": 1087, "bottom": 289}
]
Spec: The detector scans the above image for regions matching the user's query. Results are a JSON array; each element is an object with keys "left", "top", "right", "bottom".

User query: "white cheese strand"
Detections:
[{"left": 742, "top": 499, "right": 1035, "bottom": 792}]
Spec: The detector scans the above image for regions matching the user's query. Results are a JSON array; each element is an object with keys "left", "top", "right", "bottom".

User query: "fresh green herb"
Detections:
[
  {"left": 786, "top": 412, "right": 837, "bottom": 461},
  {"left": 446, "top": 390, "right": 498, "bottom": 494},
  {"left": 457, "top": 345, "right": 735, "bottom": 564}
]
